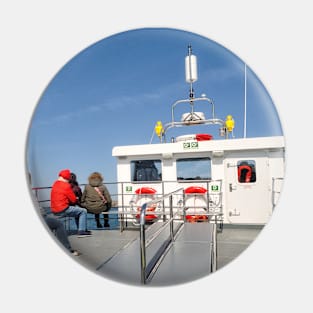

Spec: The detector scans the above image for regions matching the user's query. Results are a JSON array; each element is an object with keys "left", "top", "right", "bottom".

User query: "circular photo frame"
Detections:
[{"left": 26, "top": 28, "right": 285, "bottom": 286}]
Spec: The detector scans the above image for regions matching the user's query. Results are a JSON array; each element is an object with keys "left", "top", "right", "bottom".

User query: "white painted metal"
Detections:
[{"left": 112, "top": 136, "right": 285, "bottom": 225}]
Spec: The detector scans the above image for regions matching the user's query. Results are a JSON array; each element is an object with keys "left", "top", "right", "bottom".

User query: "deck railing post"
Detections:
[
  {"left": 169, "top": 195, "right": 174, "bottom": 241},
  {"left": 140, "top": 203, "right": 147, "bottom": 284},
  {"left": 211, "top": 222, "right": 217, "bottom": 272}
]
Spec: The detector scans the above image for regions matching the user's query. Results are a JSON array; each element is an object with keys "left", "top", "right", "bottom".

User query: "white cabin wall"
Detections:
[
  {"left": 162, "top": 158, "right": 176, "bottom": 181},
  {"left": 267, "top": 150, "right": 285, "bottom": 207},
  {"left": 268, "top": 151, "right": 285, "bottom": 178},
  {"left": 116, "top": 158, "right": 131, "bottom": 182},
  {"left": 113, "top": 140, "right": 285, "bottom": 225},
  {"left": 116, "top": 158, "right": 131, "bottom": 207},
  {"left": 211, "top": 156, "right": 224, "bottom": 180}
]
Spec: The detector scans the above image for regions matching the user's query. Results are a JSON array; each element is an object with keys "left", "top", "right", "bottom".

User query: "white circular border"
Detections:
[{"left": 2, "top": 1, "right": 311, "bottom": 312}]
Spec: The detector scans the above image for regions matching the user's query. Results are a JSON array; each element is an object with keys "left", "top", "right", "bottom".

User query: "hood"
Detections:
[{"left": 89, "top": 178, "right": 102, "bottom": 187}]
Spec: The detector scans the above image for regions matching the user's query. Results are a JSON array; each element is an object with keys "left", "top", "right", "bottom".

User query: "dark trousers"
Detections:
[
  {"left": 44, "top": 215, "right": 72, "bottom": 251},
  {"left": 95, "top": 213, "right": 109, "bottom": 225}
]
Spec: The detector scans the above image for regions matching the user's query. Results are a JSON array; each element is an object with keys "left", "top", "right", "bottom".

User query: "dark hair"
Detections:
[{"left": 69, "top": 173, "right": 79, "bottom": 186}]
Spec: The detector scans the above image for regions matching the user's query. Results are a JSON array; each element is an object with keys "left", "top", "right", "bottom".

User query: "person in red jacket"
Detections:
[{"left": 51, "top": 169, "right": 91, "bottom": 236}]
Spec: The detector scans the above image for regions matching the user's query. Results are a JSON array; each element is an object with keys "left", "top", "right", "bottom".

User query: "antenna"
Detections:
[{"left": 185, "top": 45, "right": 198, "bottom": 99}]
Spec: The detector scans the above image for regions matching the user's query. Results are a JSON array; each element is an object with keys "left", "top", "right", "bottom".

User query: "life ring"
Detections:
[
  {"left": 186, "top": 215, "right": 208, "bottom": 222},
  {"left": 184, "top": 186, "right": 208, "bottom": 222},
  {"left": 176, "top": 134, "right": 213, "bottom": 142},
  {"left": 185, "top": 186, "right": 207, "bottom": 194},
  {"left": 135, "top": 187, "right": 157, "bottom": 194},
  {"left": 134, "top": 187, "right": 158, "bottom": 221},
  {"left": 195, "top": 134, "right": 213, "bottom": 141},
  {"left": 238, "top": 165, "right": 252, "bottom": 183}
]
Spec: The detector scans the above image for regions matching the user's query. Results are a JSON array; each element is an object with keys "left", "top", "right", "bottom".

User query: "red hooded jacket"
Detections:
[{"left": 50, "top": 180, "right": 77, "bottom": 213}]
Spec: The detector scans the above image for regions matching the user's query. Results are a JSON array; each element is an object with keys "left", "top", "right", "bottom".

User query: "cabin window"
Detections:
[
  {"left": 131, "top": 160, "right": 162, "bottom": 182},
  {"left": 237, "top": 160, "right": 256, "bottom": 183},
  {"left": 177, "top": 157, "right": 211, "bottom": 181}
]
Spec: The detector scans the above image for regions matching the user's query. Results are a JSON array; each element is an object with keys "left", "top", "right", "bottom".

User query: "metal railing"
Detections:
[
  {"left": 31, "top": 182, "right": 220, "bottom": 284},
  {"left": 31, "top": 179, "right": 223, "bottom": 232},
  {"left": 139, "top": 188, "right": 184, "bottom": 284},
  {"left": 138, "top": 187, "right": 220, "bottom": 284},
  {"left": 118, "top": 179, "right": 223, "bottom": 231},
  {"left": 272, "top": 177, "right": 284, "bottom": 210}
]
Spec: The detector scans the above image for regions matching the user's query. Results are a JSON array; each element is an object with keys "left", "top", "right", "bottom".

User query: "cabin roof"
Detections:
[{"left": 112, "top": 136, "right": 285, "bottom": 157}]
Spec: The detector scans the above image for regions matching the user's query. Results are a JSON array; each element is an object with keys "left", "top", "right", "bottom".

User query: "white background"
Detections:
[{"left": 1, "top": 1, "right": 312, "bottom": 312}]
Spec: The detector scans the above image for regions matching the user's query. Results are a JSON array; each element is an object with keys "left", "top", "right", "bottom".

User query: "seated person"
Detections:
[
  {"left": 50, "top": 169, "right": 91, "bottom": 236},
  {"left": 40, "top": 207, "right": 81, "bottom": 256}
]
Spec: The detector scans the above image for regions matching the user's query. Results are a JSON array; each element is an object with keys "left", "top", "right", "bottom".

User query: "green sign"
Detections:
[
  {"left": 125, "top": 186, "right": 133, "bottom": 192},
  {"left": 211, "top": 185, "right": 219, "bottom": 191},
  {"left": 183, "top": 141, "right": 199, "bottom": 149}
]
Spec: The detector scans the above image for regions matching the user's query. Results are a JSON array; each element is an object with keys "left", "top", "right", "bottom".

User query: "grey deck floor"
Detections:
[
  {"left": 68, "top": 224, "right": 262, "bottom": 285},
  {"left": 216, "top": 225, "right": 263, "bottom": 270},
  {"left": 149, "top": 223, "right": 214, "bottom": 286}
]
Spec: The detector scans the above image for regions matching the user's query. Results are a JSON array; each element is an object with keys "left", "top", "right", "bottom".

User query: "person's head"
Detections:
[
  {"left": 88, "top": 172, "right": 103, "bottom": 186},
  {"left": 69, "top": 172, "right": 77, "bottom": 183},
  {"left": 58, "top": 169, "right": 71, "bottom": 181}
]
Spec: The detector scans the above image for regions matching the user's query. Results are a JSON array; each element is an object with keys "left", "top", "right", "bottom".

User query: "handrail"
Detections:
[
  {"left": 31, "top": 179, "right": 224, "bottom": 232},
  {"left": 139, "top": 188, "right": 184, "bottom": 284},
  {"left": 161, "top": 97, "right": 225, "bottom": 142},
  {"left": 271, "top": 177, "right": 284, "bottom": 210}
]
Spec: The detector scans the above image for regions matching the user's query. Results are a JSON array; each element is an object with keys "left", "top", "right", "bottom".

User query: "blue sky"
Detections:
[{"left": 26, "top": 28, "right": 283, "bottom": 191}]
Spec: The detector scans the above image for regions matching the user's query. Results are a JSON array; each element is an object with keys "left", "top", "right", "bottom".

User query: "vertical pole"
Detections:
[
  {"left": 140, "top": 203, "right": 147, "bottom": 284},
  {"left": 120, "top": 182, "right": 124, "bottom": 232},
  {"left": 169, "top": 195, "right": 174, "bottom": 241},
  {"left": 211, "top": 222, "right": 217, "bottom": 272},
  {"left": 162, "top": 181, "right": 166, "bottom": 222},
  {"left": 244, "top": 63, "right": 247, "bottom": 138}
]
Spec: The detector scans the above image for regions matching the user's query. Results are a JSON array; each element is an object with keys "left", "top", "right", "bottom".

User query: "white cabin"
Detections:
[{"left": 113, "top": 135, "right": 285, "bottom": 225}]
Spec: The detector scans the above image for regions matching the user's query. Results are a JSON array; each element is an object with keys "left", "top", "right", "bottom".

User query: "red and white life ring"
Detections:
[
  {"left": 184, "top": 186, "right": 208, "bottom": 222},
  {"left": 237, "top": 165, "right": 252, "bottom": 183},
  {"left": 176, "top": 134, "right": 213, "bottom": 142},
  {"left": 134, "top": 187, "right": 158, "bottom": 221},
  {"left": 195, "top": 134, "right": 213, "bottom": 141},
  {"left": 185, "top": 186, "right": 207, "bottom": 194},
  {"left": 135, "top": 187, "right": 157, "bottom": 195}
]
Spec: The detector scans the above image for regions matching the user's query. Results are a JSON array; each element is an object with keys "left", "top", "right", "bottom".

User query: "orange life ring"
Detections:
[
  {"left": 136, "top": 204, "right": 157, "bottom": 221},
  {"left": 195, "top": 134, "right": 213, "bottom": 141},
  {"left": 238, "top": 165, "right": 252, "bottom": 183},
  {"left": 185, "top": 186, "right": 207, "bottom": 194},
  {"left": 135, "top": 187, "right": 157, "bottom": 194},
  {"left": 186, "top": 215, "right": 208, "bottom": 222},
  {"left": 135, "top": 187, "right": 157, "bottom": 221},
  {"left": 185, "top": 186, "right": 208, "bottom": 222}
]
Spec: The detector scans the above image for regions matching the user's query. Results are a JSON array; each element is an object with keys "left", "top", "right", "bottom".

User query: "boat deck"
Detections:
[
  {"left": 150, "top": 223, "right": 214, "bottom": 286},
  {"left": 68, "top": 223, "right": 262, "bottom": 286}
]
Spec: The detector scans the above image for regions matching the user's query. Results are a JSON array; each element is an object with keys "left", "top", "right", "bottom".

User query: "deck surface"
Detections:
[
  {"left": 68, "top": 223, "right": 262, "bottom": 285},
  {"left": 149, "top": 223, "right": 213, "bottom": 286}
]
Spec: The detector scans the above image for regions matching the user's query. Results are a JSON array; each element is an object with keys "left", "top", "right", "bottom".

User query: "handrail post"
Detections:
[
  {"left": 211, "top": 222, "right": 217, "bottom": 272},
  {"left": 169, "top": 195, "right": 174, "bottom": 241},
  {"left": 140, "top": 203, "right": 147, "bottom": 284},
  {"left": 120, "top": 182, "right": 124, "bottom": 232},
  {"left": 183, "top": 191, "right": 186, "bottom": 222}
]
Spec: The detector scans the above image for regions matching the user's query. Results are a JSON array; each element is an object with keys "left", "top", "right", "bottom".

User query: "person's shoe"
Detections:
[
  {"left": 103, "top": 223, "right": 110, "bottom": 228},
  {"left": 96, "top": 222, "right": 103, "bottom": 228},
  {"left": 71, "top": 249, "right": 82, "bottom": 256},
  {"left": 77, "top": 230, "right": 92, "bottom": 237}
]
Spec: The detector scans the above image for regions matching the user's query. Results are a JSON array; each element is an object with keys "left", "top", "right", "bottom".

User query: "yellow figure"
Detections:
[
  {"left": 154, "top": 121, "right": 164, "bottom": 138},
  {"left": 225, "top": 115, "right": 235, "bottom": 132}
]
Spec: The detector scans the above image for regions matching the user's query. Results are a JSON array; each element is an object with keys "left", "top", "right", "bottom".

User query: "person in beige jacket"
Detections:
[{"left": 81, "top": 172, "right": 112, "bottom": 228}]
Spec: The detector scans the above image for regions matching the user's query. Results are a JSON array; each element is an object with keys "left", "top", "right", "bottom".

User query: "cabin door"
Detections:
[{"left": 225, "top": 156, "right": 271, "bottom": 224}]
